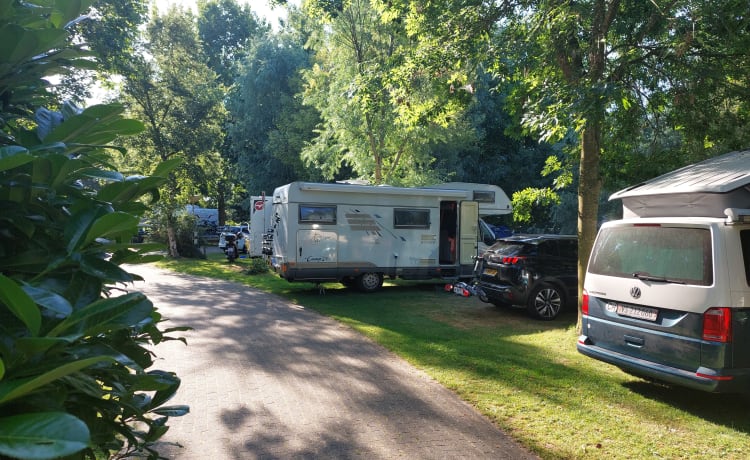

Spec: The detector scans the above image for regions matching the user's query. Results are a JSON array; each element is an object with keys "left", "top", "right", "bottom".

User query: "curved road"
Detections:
[{"left": 127, "top": 264, "right": 538, "bottom": 459}]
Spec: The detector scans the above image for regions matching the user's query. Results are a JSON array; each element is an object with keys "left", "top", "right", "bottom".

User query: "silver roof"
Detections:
[{"left": 610, "top": 149, "right": 750, "bottom": 200}]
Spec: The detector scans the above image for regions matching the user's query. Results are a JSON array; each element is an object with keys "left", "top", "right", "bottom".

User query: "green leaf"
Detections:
[
  {"left": 84, "top": 212, "right": 139, "bottom": 246},
  {"left": 0, "top": 412, "right": 90, "bottom": 460},
  {"left": 47, "top": 292, "right": 152, "bottom": 338},
  {"left": 22, "top": 285, "right": 73, "bottom": 317},
  {"left": 151, "top": 405, "right": 190, "bottom": 417},
  {"left": 0, "top": 357, "right": 111, "bottom": 404},
  {"left": 64, "top": 208, "right": 99, "bottom": 253},
  {"left": 78, "top": 255, "right": 134, "bottom": 283},
  {"left": 151, "top": 157, "right": 183, "bottom": 178},
  {"left": 0, "top": 274, "right": 41, "bottom": 336},
  {"left": 0, "top": 145, "right": 33, "bottom": 172}
]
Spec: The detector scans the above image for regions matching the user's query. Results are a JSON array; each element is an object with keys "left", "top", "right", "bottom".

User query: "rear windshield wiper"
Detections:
[{"left": 632, "top": 272, "right": 686, "bottom": 284}]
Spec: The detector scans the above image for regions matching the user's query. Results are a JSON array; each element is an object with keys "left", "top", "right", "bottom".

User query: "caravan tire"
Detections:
[{"left": 356, "top": 272, "right": 383, "bottom": 293}]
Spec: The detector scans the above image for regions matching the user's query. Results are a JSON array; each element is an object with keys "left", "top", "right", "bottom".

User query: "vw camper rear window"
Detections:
[{"left": 588, "top": 225, "right": 713, "bottom": 286}]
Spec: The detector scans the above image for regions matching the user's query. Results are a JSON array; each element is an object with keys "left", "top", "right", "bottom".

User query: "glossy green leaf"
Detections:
[
  {"left": 78, "top": 255, "right": 134, "bottom": 283},
  {"left": 47, "top": 292, "right": 152, "bottom": 338},
  {"left": 152, "top": 405, "right": 190, "bottom": 417},
  {"left": 0, "top": 412, "right": 89, "bottom": 460},
  {"left": 22, "top": 284, "right": 73, "bottom": 317},
  {"left": 0, "top": 145, "right": 33, "bottom": 172},
  {"left": 151, "top": 157, "right": 183, "bottom": 178},
  {"left": 84, "top": 212, "right": 138, "bottom": 246},
  {"left": 0, "top": 357, "right": 111, "bottom": 404},
  {"left": 0, "top": 274, "right": 41, "bottom": 336}
]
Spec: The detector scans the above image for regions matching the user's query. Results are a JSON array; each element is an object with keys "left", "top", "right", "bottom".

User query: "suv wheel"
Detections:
[{"left": 527, "top": 282, "right": 564, "bottom": 320}]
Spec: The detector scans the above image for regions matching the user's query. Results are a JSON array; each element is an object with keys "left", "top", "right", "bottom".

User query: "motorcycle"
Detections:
[{"left": 225, "top": 233, "right": 238, "bottom": 262}]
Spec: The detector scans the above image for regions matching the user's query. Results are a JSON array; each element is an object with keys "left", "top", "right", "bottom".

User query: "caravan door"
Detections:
[
  {"left": 297, "top": 229, "right": 337, "bottom": 267},
  {"left": 459, "top": 201, "right": 479, "bottom": 265}
]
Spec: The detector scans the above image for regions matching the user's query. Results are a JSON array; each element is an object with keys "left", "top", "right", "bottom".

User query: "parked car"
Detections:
[
  {"left": 218, "top": 225, "right": 249, "bottom": 254},
  {"left": 475, "top": 234, "right": 578, "bottom": 320},
  {"left": 578, "top": 149, "right": 750, "bottom": 393}
]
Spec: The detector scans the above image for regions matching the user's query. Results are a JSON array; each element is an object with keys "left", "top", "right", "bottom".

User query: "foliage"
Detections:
[
  {"left": 197, "top": 0, "right": 267, "bottom": 85},
  {"left": 121, "top": 6, "right": 227, "bottom": 257},
  {"left": 301, "top": 0, "right": 468, "bottom": 185},
  {"left": 511, "top": 187, "right": 560, "bottom": 229},
  {"left": 244, "top": 258, "right": 270, "bottom": 275},
  {"left": 227, "top": 31, "right": 321, "bottom": 197},
  {"left": 0, "top": 2, "right": 188, "bottom": 459}
]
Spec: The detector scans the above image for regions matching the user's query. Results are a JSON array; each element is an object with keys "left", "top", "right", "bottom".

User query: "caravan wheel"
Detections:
[{"left": 356, "top": 272, "right": 383, "bottom": 293}]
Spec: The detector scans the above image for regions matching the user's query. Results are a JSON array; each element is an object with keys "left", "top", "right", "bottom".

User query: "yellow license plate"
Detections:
[{"left": 483, "top": 268, "right": 497, "bottom": 276}]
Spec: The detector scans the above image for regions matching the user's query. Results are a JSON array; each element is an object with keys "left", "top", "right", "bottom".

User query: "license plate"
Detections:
[
  {"left": 610, "top": 303, "right": 658, "bottom": 322},
  {"left": 483, "top": 268, "right": 497, "bottom": 276}
]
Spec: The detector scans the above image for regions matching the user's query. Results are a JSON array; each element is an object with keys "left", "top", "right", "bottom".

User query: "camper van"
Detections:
[
  {"left": 578, "top": 149, "right": 750, "bottom": 393},
  {"left": 249, "top": 195, "right": 273, "bottom": 257},
  {"left": 267, "top": 181, "right": 511, "bottom": 292}
]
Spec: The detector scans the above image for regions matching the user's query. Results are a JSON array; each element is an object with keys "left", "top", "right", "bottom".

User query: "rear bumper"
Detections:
[
  {"left": 577, "top": 335, "right": 750, "bottom": 393},
  {"left": 476, "top": 280, "right": 523, "bottom": 303}
]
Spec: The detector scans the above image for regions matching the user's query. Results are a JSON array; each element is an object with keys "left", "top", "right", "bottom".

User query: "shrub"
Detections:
[{"left": 0, "top": 2, "right": 188, "bottom": 459}]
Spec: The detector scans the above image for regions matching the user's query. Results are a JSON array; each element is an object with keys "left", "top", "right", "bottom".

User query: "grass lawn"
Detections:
[{"left": 157, "top": 252, "right": 750, "bottom": 459}]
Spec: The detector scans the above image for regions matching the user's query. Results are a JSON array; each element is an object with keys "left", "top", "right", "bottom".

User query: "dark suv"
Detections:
[{"left": 475, "top": 234, "right": 578, "bottom": 320}]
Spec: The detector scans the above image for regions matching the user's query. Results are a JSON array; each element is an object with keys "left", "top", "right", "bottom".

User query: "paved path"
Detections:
[{"left": 127, "top": 264, "right": 538, "bottom": 460}]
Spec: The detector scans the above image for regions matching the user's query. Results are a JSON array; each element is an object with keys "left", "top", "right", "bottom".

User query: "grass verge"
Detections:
[{"left": 157, "top": 253, "right": 750, "bottom": 459}]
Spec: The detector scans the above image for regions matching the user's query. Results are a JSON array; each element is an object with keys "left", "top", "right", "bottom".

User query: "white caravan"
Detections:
[
  {"left": 267, "top": 181, "right": 511, "bottom": 292},
  {"left": 249, "top": 195, "right": 273, "bottom": 257}
]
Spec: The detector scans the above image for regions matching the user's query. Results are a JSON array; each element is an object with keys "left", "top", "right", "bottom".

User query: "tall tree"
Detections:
[
  {"left": 197, "top": 0, "right": 268, "bottom": 223},
  {"left": 227, "top": 30, "right": 321, "bottom": 197},
  {"left": 122, "top": 7, "right": 226, "bottom": 257},
  {"left": 302, "top": 0, "right": 467, "bottom": 185},
  {"left": 380, "top": 0, "right": 750, "bottom": 322}
]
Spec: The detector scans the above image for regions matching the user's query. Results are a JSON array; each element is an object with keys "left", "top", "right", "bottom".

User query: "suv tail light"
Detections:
[
  {"left": 703, "top": 307, "right": 732, "bottom": 343},
  {"left": 502, "top": 256, "right": 526, "bottom": 264},
  {"left": 581, "top": 290, "right": 589, "bottom": 316}
]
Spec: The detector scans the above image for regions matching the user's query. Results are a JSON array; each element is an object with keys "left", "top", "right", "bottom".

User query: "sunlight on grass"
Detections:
[{"left": 157, "top": 256, "right": 750, "bottom": 460}]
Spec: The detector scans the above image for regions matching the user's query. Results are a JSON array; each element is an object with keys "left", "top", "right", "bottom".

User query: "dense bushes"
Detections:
[{"left": 0, "top": 2, "right": 188, "bottom": 459}]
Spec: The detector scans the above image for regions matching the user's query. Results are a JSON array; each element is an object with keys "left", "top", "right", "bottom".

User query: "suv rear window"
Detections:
[{"left": 588, "top": 225, "right": 713, "bottom": 286}]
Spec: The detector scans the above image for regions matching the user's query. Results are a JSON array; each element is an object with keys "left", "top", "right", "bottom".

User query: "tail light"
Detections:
[
  {"left": 581, "top": 290, "right": 589, "bottom": 316},
  {"left": 703, "top": 307, "right": 732, "bottom": 343},
  {"left": 502, "top": 256, "right": 526, "bottom": 264}
]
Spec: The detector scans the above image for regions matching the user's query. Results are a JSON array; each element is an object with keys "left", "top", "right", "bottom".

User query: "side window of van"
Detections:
[{"left": 742, "top": 230, "right": 750, "bottom": 286}]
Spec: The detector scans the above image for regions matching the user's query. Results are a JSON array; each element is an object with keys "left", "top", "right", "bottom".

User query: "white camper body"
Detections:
[
  {"left": 268, "top": 181, "right": 511, "bottom": 291},
  {"left": 249, "top": 195, "right": 273, "bottom": 257}
]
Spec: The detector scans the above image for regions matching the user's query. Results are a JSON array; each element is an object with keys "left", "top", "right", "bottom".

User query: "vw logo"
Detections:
[{"left": 630, "top": 286, "right": 642, "bottom": 299}]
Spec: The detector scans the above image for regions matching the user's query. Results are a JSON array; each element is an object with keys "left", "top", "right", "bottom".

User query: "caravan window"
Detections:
[
  {"left": 299, "top": 205, "right": 337, "bottom": 224},
  {"left": 473, "top": 190, "right": 495, "bottom": 203},
  {"left": 394, "top": 208, "right": 430, "bottom": 229}
]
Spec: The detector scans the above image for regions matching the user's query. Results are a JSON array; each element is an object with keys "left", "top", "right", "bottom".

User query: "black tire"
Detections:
[
  {"left": 526, "top": 282, "right": 564, "bottom": 320},
  {"left": 356, "top": 272, "right": 383, "bottom": 293}
]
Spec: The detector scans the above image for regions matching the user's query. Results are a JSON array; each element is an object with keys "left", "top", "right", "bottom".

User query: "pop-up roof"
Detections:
[{"left": 610, "top": 149, "right": 750, "bottom": 218}]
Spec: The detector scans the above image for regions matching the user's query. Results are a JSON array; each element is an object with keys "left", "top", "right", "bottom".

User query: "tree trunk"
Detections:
[
  {"left": 167, "top": 219, "right": 180, "bottom": 258},
  {"left": 576, "top": 123, "right": 602, "bottom": 332}
]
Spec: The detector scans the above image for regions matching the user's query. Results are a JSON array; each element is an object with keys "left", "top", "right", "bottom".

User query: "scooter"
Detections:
[{"left": 225, "top": 233, "right": 238, "bottom": 262}]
